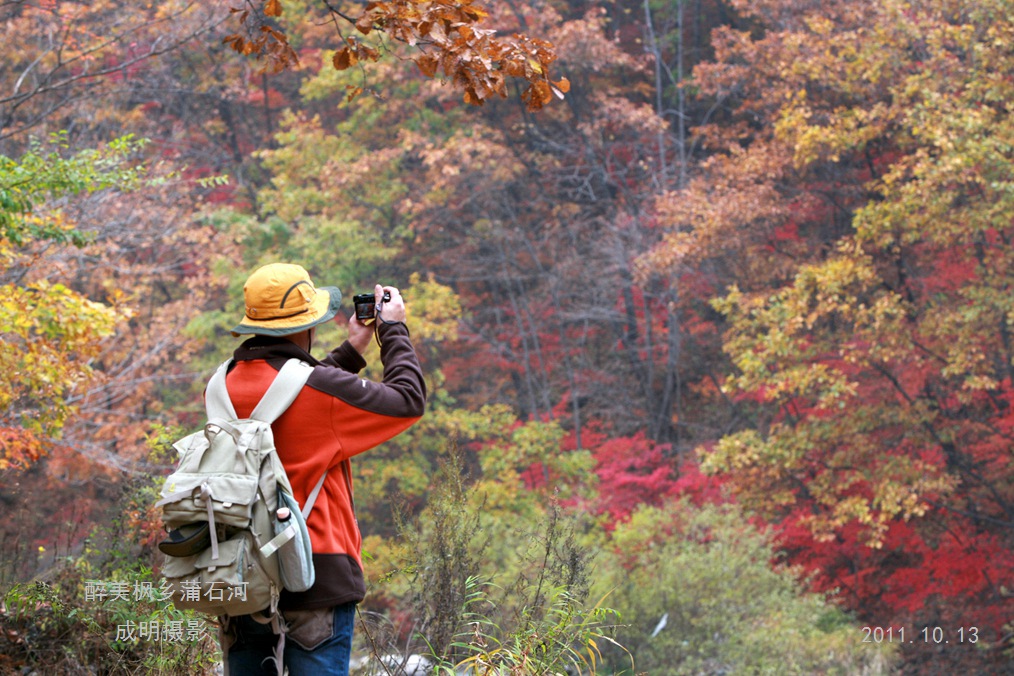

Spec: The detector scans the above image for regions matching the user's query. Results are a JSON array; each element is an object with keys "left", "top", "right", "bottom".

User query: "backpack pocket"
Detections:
[
  {"left": 264, "top": 490, "right": 315, "bottom": 593},
  {"left": 159, "top": 474, "right": 260, "bottom": 529},
  {"left": 161, "top": 531, "right": 277, "bottom": 617}
]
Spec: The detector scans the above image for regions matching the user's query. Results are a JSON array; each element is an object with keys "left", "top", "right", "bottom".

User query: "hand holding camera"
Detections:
[
  {"left": 354, "top": 284, "right": 406, "bottom": 323},
  {"left": 347, "top": 284, "right": 406, "bottom": 354},
  {"left": 352, "top": 289, "right": 391, "bottom": 321}
]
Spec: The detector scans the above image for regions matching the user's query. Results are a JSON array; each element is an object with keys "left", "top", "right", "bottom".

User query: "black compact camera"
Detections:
[{"left": 353, "top": 290, "right": 391, "bottom": 320}]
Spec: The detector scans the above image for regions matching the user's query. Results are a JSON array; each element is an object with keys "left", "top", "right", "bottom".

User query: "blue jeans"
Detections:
[{"left": 225, "top": 603, "right": 356, "bottom": 676}]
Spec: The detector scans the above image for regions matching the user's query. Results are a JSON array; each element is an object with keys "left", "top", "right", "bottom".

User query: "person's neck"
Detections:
[{"left": 282, "top": 329, "right": 312, "bottom": 353}]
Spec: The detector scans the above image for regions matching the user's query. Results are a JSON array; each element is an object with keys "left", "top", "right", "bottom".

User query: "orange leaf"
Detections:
[
  {"left": 493, "top": 74, "right": 508, "bottom": 97},
  {"left": 333, "top": 48, "right": 353, "bottom": 70},
  {"left": 503, "top": 59, "right": 524, "bottom": 78},
  {"left": 261, "top": 25, "right": 287, "bottom": 42},
  {"left": 536, "top": 80, "right": 551, "bottom": 104},
  {"left": 356, "top": 14, "right": 374, "bottom": 35},
  {"left": 264, "top": 0, "right": 282, "bottom": 17},
  {"left": 463, "top": 88, "right": 482, "bottom": 106},
  {"left": 552, "top": 77, "right": 570, "bottom": 94},
  {"left": 416, "top": 54, "right": 439, "bottom": 78}
]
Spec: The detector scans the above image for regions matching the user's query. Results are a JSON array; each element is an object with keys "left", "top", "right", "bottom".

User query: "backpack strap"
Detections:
[
  {"left": 204, "top": 359, "right": 313, "bottom": 423},
  {"left": 250, "top": 359, "right": 314, "bottom": 422},
  {"left": 205, "top": 360, "right": 237, "bottom": 420},
  {"left": 302, "top": 471, "right": 328, "bottom": 519}
]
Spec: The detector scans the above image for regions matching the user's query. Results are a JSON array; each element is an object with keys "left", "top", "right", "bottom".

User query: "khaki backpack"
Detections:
[{"left": 156, "top": 359, "right": 325, "bottom": 674}]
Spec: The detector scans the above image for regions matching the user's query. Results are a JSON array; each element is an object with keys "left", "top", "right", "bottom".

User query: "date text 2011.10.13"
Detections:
[{"left": 861, "top": 626, "right": 978, "bottom": 644}]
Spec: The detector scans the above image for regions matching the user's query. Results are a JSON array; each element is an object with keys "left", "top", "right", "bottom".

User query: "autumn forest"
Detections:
[{"left": 1, "top": 0, "right": 1012, "bottom": 673}]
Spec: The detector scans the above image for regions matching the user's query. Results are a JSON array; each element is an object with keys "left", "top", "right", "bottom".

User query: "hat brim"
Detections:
[{"left": 231, "top": 286, "right": 342, "bottom": 337}]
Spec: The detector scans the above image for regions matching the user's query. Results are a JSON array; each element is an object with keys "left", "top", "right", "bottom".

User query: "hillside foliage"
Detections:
[{"left": 1, "top": 0, "right": 1011, "bottom": 673}]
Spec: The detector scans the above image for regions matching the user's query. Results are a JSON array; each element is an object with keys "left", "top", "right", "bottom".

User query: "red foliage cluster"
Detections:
[
  {"left": 778, "top": 509, "right": 1013, "bottom": 639},
  {"left": 589, "top": 433, "right": 679, "bottom": 523}
]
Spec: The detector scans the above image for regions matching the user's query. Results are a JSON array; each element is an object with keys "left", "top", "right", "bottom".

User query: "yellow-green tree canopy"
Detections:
[{"left": 0, "top": 135, "right": 147, "bottom": 468}]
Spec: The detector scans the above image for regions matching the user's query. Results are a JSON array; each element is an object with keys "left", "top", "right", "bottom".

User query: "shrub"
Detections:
[{"left": 592, "top": 499, "right": 898, "bottom": 675}]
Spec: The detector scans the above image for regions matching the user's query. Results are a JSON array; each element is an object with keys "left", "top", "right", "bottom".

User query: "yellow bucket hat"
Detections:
[{"left": 231, "top": 263, "right": 342, "bottom": 337}]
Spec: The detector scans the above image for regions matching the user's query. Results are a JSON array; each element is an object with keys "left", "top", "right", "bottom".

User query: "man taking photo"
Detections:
[{"left": 219, "top": 262, "right": 426, "bottom": 675}]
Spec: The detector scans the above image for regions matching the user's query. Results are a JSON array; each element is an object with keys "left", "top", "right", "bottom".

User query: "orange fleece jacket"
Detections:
[{"left": 223, "top": 321, "right": 425, "bottom": 609}]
